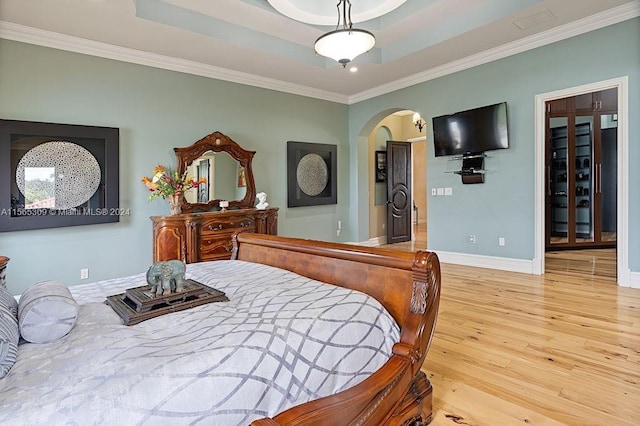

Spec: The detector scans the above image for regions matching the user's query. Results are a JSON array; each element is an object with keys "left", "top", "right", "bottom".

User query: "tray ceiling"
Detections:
[{"left": 0, "top": 0, "right": 638, "bottom": 103}]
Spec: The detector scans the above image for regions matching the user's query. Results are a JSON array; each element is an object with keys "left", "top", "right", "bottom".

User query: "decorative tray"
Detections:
[{"left": 106, "top": 279, "right": 228, "bottom": 325}]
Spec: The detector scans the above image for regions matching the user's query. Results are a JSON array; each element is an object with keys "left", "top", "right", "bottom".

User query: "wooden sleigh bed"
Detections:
[
  {"left": 0, "top": 233, "right": 440, "bottom": 425},
  {"left": 233, "top": 233, "right": 442, "bottom": 426}
]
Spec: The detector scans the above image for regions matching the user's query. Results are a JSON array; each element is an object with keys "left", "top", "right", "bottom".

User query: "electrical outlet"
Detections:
[
  {"left": 499, "top": 237, "right": 505, "bottom": 246},
  {"left": 336, "top": 229, "right": 341, "bottom": 237},
  {"left": 444, "top": 187, "right": 452, "bottom": 196},
  {"left": 468, "top": 235, "right": 476, "bottom": 244},
  {"left": 437, "top": 187, "right": 445, "bottom": 196},
  {"left": 80, "top": 268, "right": 89, "bottom": 280}
]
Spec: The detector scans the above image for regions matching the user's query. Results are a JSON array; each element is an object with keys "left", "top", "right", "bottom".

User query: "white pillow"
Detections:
[{"left": 18, "top": 281, "right": 79, "bottom": 344}]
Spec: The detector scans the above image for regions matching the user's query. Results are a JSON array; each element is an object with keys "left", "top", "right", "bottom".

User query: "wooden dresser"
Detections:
[{"left": 151, "top": 208, "right": 278, "bottom": 263}]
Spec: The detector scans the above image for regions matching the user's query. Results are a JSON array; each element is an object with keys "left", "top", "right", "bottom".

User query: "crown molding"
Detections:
[
  {"left": 0, "top": 21, "right": 349, "bottom": 105},
  {"left": 348, "top": 1, "right": 640, "bottom": 104}
]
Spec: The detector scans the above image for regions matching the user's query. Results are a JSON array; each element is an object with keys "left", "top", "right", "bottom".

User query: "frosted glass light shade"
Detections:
[{"left": 314, "top": 28, "right": 375, "bottom": 67}]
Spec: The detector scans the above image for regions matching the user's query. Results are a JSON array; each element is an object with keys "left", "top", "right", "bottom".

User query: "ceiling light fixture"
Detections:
[
  {"left": 413, "top": 113, "right": 425, "bottom": 132},
  {"left": 314, "top": 0, "right": 376, "bottom": 68}
]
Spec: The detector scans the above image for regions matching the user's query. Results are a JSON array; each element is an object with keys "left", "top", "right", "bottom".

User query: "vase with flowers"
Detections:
[{"left": 141, "top": 165, "right": 206, "bottom": 215}]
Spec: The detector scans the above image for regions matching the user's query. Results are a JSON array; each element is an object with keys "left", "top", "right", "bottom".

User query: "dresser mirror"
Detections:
[{"left": 175, "top": 132, "right": 256, "bottom": 213}]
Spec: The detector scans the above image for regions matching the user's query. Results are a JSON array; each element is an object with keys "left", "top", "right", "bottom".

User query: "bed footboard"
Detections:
[{"left": 232, "top": 233, "right": 441, "bottom": 426}]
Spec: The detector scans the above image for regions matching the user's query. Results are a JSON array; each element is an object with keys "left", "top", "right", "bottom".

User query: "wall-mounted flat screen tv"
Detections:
[{"left": 432, "top": 102, "right": 509, "bottom": 157}]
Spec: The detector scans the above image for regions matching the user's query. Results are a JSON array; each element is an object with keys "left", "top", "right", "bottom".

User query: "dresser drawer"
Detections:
[
  {"left": 200, "top": 216, "right": 256, "bottom": 235},
  {"left": 199, "top": 232, "right": 236, "bottom": 261}
]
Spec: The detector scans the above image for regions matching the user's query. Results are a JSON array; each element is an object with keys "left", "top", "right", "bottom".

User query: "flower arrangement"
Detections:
[{"left": 141, "top": 165, "right": 206, "bottom": 214}]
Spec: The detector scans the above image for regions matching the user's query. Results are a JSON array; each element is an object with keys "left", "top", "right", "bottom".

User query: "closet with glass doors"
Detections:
[{"left": 545, "top": 88, "right": 617, "bottom": 250}]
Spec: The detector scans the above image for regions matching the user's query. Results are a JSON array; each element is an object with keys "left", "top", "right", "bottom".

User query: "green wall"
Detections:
[
  {"left": 349, "top": 17, "right": 639, "bottom": 272},
  {"left": 1, "top": 17, "right": 638, "bottom": 293},
  {"left": 0, "top": 40, "right": 348, "bottom": 294}
]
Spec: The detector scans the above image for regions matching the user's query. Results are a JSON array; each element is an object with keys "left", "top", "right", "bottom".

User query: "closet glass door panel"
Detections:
[
  {"left": 545, "top": 89, "right": 617, "bottom": 250},
  {"left": 574, "top": 118, "right": 594, "bottom": 244},
  {"left": 599, "top": 114, "right": 618, "bottom": 243},
  {"left": 549, "top": 117, "right": 568, "bottom": 246}
]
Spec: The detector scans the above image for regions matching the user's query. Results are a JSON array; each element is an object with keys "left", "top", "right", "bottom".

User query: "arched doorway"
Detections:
[{"left": 365, "top": 110, "right": 427, "bottom": 249}]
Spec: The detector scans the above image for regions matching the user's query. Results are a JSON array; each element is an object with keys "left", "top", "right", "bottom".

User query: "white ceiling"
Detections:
[{"left": 0, "top": 0, "right": 638, "bottom": 104}]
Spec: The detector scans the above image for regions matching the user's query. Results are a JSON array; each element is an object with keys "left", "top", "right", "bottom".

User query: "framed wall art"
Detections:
[
  {"left": 0, "top": 119, "right": 120, "bottom": 232},
  {"left": 375, "top": 150, "right": 387, "bottom": 182},
  {"left": 287, "top": 141, "right": 337, "bottom": 207}
]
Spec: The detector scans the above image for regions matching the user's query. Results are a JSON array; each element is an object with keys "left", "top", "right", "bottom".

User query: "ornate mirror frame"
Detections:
[{"left": 175, "top": 132, "right": 256, "bottom": 213}]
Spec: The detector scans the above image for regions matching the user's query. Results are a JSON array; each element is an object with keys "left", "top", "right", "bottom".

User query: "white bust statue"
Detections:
[{"left": 256, "top": 192, "right": 268, "bottom": 210}]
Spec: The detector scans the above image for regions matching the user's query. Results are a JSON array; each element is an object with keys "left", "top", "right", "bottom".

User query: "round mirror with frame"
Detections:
[{"left": 175, "top": 132, "right": 256, "bottom": 213}]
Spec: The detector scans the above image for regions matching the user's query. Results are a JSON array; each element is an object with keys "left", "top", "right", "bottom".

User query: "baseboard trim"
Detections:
[
  {"left": 359, "top": 237, "right": 386, "bottom": 247},
  {"left": 622, "top": 269, "right": 640, "bottom": 289},
  {"left": 631, "top": 272, "right": 640, "bottom": 289},
  {"left": 353, "top": 241, "right": 534, "bottom": 273},
  {"left": 429, "top": 251, "right": 536, "bottom": 274}
]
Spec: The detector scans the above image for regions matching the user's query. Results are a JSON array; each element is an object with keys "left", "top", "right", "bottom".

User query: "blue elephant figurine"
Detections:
[{"left": 146, "top": 260, "right": 186, "bottom": 297}]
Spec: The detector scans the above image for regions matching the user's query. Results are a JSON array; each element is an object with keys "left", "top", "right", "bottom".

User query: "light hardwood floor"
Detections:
[{"left": 379, "top": 229, "right": 640, "bottom": 425}]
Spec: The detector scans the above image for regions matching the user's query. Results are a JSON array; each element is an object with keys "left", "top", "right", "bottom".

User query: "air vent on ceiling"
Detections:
[{"left": 514, "top": 9, "right": 556, "bottom": 31}]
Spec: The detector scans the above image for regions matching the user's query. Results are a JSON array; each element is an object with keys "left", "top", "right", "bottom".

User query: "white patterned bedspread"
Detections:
[{"left": 0, "top": 260, "right": 400, "bottom": 425}]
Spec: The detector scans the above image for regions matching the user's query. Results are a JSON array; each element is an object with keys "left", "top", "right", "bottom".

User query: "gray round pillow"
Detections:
[{"left": 18, "top": 281, "right": 79, "bottom": 344}]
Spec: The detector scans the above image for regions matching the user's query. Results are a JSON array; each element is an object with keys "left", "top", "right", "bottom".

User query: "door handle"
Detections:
[{"left": 598, "top": 163, "right": 602, "bottom": 194}]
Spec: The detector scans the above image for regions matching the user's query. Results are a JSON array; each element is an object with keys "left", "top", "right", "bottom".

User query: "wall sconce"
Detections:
[{"left": 413, "top": 113, "right": 425, "bottom": 132}]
